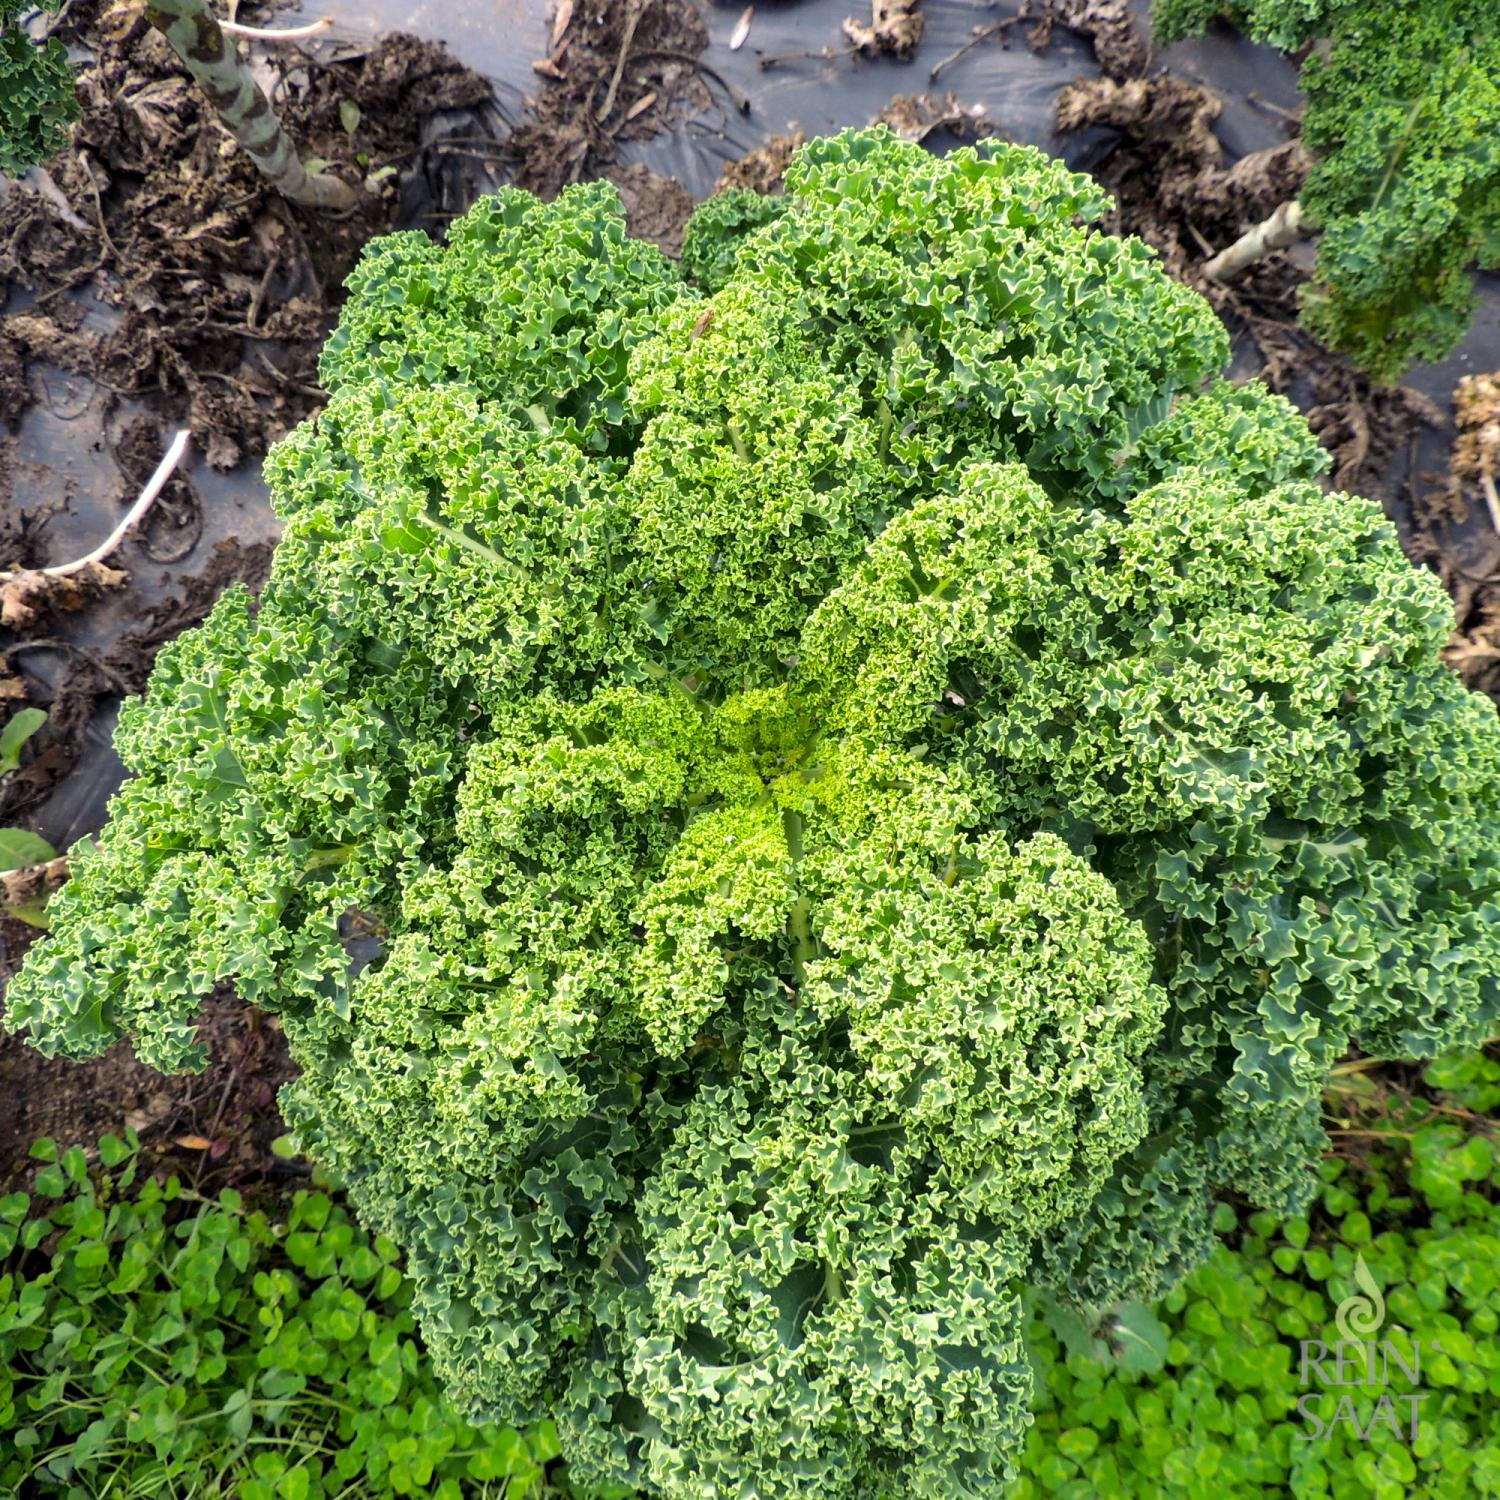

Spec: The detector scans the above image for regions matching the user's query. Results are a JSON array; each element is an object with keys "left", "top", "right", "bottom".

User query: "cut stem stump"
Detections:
[
  {"left": 1204, "top": 198, "right": 1306, "bottom": 281},
  {"left": 144, "top": 0, "right": 357, "bottom": 213}
]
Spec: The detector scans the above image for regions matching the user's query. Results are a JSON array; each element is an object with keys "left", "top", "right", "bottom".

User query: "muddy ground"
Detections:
[
  {"left": 1, "top": 0, "right": 1497, "bottom": 1193},
  {"left": 0, "top": 954, "right": 301, "bottom": 1191}
]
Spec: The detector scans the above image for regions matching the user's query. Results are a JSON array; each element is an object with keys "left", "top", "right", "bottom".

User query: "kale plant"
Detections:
[
  {"left": 8, "top": 128, "right": 1500, "bottom": 1498},
  {"left": 1154, "top": 0, "right": 1500, "bottom": 379}
]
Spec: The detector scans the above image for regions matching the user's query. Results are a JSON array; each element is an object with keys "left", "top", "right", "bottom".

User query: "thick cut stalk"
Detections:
[
  {"left": 143, "top": 0, "right": 356, "bottom": 212},
  {"left": 1203, "top": 198, "right": 1306, "bottom": 281}
]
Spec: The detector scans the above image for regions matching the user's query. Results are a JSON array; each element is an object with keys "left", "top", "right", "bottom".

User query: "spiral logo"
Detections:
[{"left": 1335, "top": 1253, "right": 1386, "bottom": 1343}]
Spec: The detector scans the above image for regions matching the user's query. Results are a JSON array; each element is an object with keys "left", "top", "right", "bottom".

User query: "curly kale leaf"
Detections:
[
  {"left": 1153, "top": 0, "right": 1500, "bottom": 379},
  {"left": 8, "top": 129, "right": 1500, "bottom": 1499},
  {"left": 0, "top": 0, "right": 77, "bottom": 173},
  {"left": 678, "top": 185, "right": 788, "bottom": 290}
]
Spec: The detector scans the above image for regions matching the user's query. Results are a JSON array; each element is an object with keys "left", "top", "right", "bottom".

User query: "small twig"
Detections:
[
  {"left": 205, "top": 1062, "right": 241, "bottom": 1143},
  {"left": 247, "top": 252, "right": 279, "bottom": 332},
  {"left": 629, "top": 49, "right": 753, "bottom": 114},
  {"left": 220, "top": 14, "right": 333, "bottom": 40},
  {"left": 0, "top": 430, "right": 191, "bottom": 582},
  {"left": 929, "top": 16, "right": 1022, "bottom": 83},
  {"left": 251, "top": 346, "right": 325, "bottom": 398},
  {"left": 1413, "top": 1098, "right": 1498, "bottom": 1125},
  {"left": 203, "top": 320, "right": 325, "bottom": 340},
  {"left": 1184, "top": 219, "right": 1216, "bottom": 259},
  {"left": 1329, "top": 1056, "right": 1384, "bottom": 1077},
  {"left": 757, "top": 44, "right": 849, "bottom": 71},
  {"left": 32, "top": 267, "right": 105, "bottom": 306},
  {"left": 596, "top": 0, "right": 646, "bottom": 122},
  {"left": 1480, "top": 456, "right": 1500, "bottom": 537},
  {"left": 369, "top": 133, "right": 511, "bottom": 170},
  {"left": 1246, "top": 91, "right": 1303, "bottom": 124},
  {"left": 423, "top": 143, "right": 512, "bottom": 161}
]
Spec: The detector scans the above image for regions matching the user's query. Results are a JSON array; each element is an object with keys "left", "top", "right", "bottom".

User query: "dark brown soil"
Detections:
[
  {"left": 512, "top": 0, "right": 714, "bottom": 199},
  {"left": 0, "top": 941, "right": 297, "bottom": 1195},
  {"left": 603, "top": 162, "right": 696, "bottom": 258},
  {"left": 1, "top": 1, "right": 494, "bottom": 470}
]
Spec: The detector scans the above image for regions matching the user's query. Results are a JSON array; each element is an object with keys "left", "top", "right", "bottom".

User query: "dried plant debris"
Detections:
[
  {"left": 843, "top": 0, "right": 925, "bottom": 59},
  {"left": 714, "top": 132, "right": 806, "bottom": 197},
  {"left": 0, "top": 563, "right": 128, "bottom": 633},
  {"left": 0, "top": 659, "right": 25, "bottom": 707},
  {"left": 0, "top": 853, "right": 70, "bottom": 916},
  {"left": 0, "top": 0, "right": 494, "bottom": 467},
  {"left": 514, "top": 0, "right": 711, "bottom": 198},
  {"left": 1056, "top": 75, "right": 1309, "bottom": 277},
  {"left": 1443, "top": 596, "right": 1500, "bottom": 695},
  {"left": 1452, "top": 372, "right": 1500, "bottom": 508},
  {"left": 1023, "top": 0, "right": 1147, "bottom": 80},
  {"left": 875, "top": 92, "right": 999, "bottom": 142},
  {"left": 930, "top": 0, "right": 1147, "bottom": 86}
]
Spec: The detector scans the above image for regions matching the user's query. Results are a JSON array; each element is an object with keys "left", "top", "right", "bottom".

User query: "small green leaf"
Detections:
[
  {"left": 1107, "top": 1301, "right": 1170, "bottom": 1375},
  {"left": 0, "top": 707, "right": 45, "bottom": 773},
  {"left": 98, "top": 1133, "right": 132, "bottom": 1167},
  {"left": 0, "top": 827, "right": 56, "bottom": 872},
  {"left": 1057, "top": 1426, "right": 1101, "bottom": 1462},
  {"left": 279, "top": 1463, "right": 312, "bottom": 1500},
  {"left": 224, "top": 1387, "right": 255, "bottom": 1442},
  {"left": 33, "top": 1164, "right": 66, "bottom": 1197},
  {"left": 7, "top": 897, "right": 51, "bottom": 929}
]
